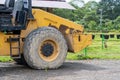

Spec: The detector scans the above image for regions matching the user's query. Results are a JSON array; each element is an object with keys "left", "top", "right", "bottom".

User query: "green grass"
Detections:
[
  {"left": 67, "top": 34, "right": 120, "bottom": 60},
  {"left": 0, "top": 56, "right": 13, "bottom": 62}
]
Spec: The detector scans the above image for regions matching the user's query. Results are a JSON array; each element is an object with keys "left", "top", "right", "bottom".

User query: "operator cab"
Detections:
[
  {"left": 0, "top": 0, "right": 14, "bottom": 13},
  {"left": 0, "top": 0, "right": 33, "bottom": 32}
]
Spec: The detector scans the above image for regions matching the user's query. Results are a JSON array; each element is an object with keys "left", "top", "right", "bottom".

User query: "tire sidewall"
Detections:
[{"left": 24, "top": 27, "right": 67, "bottom": 69}]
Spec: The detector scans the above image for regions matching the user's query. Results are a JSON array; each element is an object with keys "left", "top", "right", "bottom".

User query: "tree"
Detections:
[
  {"left": 70, "top": 0, "right": 85, "bottom": 8},
  {"left": 88, "top": 21, "right": 97, "bottom": 30},
  {"left": 53, "top": 0, "right": 86, "bottom": 21},
  {"left": 53, "top": 9, "right": 75, "bottom": 21},
  {"left": 99, "top": 0, "right": 120, "bottom": 20},
  {"left": 114, "top": 16, "right": 120, "bottom": 30},
  {"left": 53, "top": 0, "right": 120, "bottom": 31},
  {"left": 83, "top": 1, "right": 99, "bottom": 30},
  {"left": 84, "top": 1, "right": 98, "bottom": 11},
  {"left": 105, "top": 19, "right": 113, "bottom": 30}
]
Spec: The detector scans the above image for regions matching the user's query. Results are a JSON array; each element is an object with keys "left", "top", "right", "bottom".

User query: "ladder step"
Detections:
[
  {"left": 12, "top": 47, "right": 20, "bottom": 49},
  {"left": 7, "top": 38, "right": 20, "bottom": 42},
  {"left": 11, "top": 55, "right": 21, "bottom": 59},
  {"left": 9, "top": 36, "right": 21, "bottom": 59}
]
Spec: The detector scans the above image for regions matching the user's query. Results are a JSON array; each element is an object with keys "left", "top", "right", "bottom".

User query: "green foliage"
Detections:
[
  {"left": 88, "top": 21, "right": 97, "bottom": 30},
  {"left": 53, "top": 0, "right": 120, "bottom": 31},
  {"left": 99, "top": 0, "right": 120, "bottom": 20},
  {"left": 53, "top": 9, "right": 75, "bottom": 21}
]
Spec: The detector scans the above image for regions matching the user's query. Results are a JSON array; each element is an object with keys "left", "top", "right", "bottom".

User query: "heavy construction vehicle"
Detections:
[{"left": 0, "top": 0, "right": 92, "bottom": 69}]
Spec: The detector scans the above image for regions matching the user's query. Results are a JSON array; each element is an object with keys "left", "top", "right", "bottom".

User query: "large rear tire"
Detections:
[{"left": 23, "top": 27, "right": 68, "bottom": 69}]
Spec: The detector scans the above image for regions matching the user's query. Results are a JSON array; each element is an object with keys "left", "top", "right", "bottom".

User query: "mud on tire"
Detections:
[{"left": 23, "top": 27, "right": 68, "bottom": 69}]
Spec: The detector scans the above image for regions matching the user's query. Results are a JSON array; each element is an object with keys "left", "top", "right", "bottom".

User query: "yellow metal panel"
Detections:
[
  {"left": 21, "top": 20, "right": 38, "bottom": 37},
  {"left": 0, "top": 33, "right": 20, "bottom": 56},
  {"left": 64, "top": 33, "right": 92, "bottom": 53},
  {"left": 73, "top": 34, "right": 92, "bottom": 52},
  {"left": 32, "top": 9, "right": 84, "bottom": 33},
  {"left": 21, "top": 9, "right": 84, "bottom": 38}
]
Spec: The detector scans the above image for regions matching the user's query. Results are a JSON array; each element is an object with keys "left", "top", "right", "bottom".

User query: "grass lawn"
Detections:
[
  {"left": 0, "top": 56, "right": 13, "bottom": 62},
  {"left": 67, "top": 34, "right": 120, "bottom": 60}
]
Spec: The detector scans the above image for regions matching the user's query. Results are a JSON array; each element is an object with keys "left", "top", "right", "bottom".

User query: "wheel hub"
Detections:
[{"left": 41, "top": 43, "right": 54, "bottom": 57}]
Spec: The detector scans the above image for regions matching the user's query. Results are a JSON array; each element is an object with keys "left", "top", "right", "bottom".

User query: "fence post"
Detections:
[
  {"left": 84, "top": 47, "right": 87, "bottom": 57},
  {"left": 102, "top": 34, "right": 104, "bottom": 49}
]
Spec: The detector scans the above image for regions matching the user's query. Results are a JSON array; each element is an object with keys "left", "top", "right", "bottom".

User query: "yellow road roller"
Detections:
[{"left": 0, "top": 0, "right": 92, "bottom": 69}]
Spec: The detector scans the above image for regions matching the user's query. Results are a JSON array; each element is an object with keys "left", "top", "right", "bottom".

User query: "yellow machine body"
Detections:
[{"left": 0, "top": 9, "right": 92, "bottom": 56}]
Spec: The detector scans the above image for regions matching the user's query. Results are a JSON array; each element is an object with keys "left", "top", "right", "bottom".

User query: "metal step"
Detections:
[{"left": 9, "top": 36, "right": 21, "bottom": 59}]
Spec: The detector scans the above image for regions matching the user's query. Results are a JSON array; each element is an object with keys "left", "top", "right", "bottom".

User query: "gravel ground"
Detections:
[{"left": 0, "top": 60, "right": 120, "bottom": 80}]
